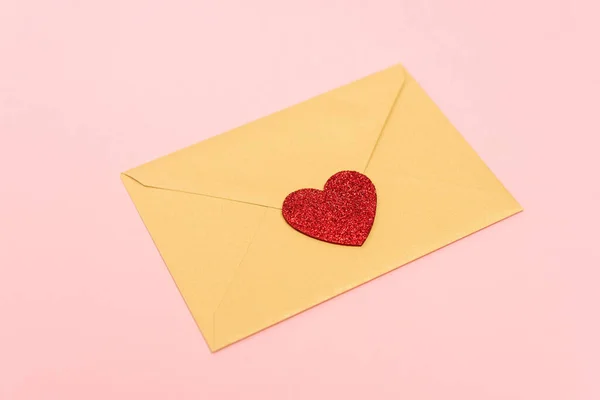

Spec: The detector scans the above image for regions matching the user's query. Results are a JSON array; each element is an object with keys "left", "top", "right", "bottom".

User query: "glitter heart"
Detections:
[{"left": 282, "top": 171, "right": 377, "bottom": 246}]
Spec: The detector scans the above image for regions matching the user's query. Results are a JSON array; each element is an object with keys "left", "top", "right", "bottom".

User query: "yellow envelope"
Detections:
[{"left": 121, "top": 64, "right": 522, "bottom": 351}]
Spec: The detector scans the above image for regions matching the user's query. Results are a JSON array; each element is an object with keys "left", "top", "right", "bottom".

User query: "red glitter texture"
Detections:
[{"left": 282, "top": 171, "right": 377, "bottom": 246}]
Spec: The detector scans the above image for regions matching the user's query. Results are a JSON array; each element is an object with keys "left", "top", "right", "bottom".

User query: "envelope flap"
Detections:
[
  {"left": 121, "top": 174, "right": 267, "bottom": 351},
  {"left": 124, "top": 65, "right": 405, "bottom": 208}
]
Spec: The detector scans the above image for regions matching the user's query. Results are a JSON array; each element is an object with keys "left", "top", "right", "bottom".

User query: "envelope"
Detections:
[{"left": 121, "top": 64, "right": 522, "bottom": 351}]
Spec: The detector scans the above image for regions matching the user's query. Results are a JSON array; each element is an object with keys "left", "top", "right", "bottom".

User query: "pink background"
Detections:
[{"left": 1, "top": 1, "right": 599, "bottom": 399}]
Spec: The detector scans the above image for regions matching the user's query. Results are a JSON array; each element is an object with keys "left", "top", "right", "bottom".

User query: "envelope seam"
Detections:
[
  {"left": 362, "top": 78, "right": 407, "bottom": 173},
  {"left": 212, "top": 207, "right": 270, "bottom": 345},
  {"left": 396, "top": 173, "right": 504, "bottom": 194},
  {"left": 122, "top": 173, "right": 282, "bottom": 210}
]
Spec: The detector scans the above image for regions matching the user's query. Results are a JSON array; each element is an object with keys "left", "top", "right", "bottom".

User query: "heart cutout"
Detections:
[{"left": 282, "top": 171, "right": 377, "bottom": 246}]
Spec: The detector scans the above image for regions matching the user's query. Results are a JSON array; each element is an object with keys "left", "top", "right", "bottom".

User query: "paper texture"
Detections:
[{"left": 121, "top": 64, "right": 522, "bottom": 351}]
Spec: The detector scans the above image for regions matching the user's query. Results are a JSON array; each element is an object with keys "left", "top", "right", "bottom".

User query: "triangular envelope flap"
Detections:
[
  {"left": 121, "top": 175, "right": 266, "bottom": 351},
  {"left": 125, "top": 65, "right": 406, "bottom": 208}
]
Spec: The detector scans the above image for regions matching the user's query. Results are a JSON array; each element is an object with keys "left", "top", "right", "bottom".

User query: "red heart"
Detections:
[{"left": 282, "top": 171, "right": 377, "bottom": 246}]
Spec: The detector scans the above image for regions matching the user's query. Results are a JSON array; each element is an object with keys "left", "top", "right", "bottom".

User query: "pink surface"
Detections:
[{"left": 1, "top": 1, "right": 599, "bottom": 399}]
